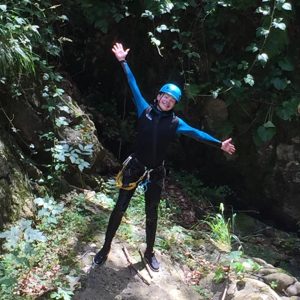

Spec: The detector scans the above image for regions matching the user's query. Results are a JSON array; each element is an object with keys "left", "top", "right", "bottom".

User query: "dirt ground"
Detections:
[{"left": 73, "top": 238, "right": 201, "bottom": 300}]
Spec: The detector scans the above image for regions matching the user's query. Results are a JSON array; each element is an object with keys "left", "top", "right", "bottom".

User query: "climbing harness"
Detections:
[{"left": 115, "top": 155, "right": 154, "bottom": 190}]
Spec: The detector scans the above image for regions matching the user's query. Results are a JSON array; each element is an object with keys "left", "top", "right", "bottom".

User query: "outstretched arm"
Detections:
[
  {"left": 112, "top": 43, "right": 149, "bottom": 117},
  {"left": 176, "top": 118, "right": 236, "bottom": 155}
]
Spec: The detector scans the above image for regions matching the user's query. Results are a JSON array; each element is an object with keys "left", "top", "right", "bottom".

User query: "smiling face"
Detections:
[{"left": 157, "top": 93, "right": 176, "bottom": 111}]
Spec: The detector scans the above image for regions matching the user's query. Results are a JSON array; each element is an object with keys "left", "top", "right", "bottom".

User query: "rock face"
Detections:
[
  {"left": 227, "top": 277, "right": 282, "bottom": 300},
  {"left": 201, "top": 96, "right": 300, "bottom": 231},
  {"left": 0, "top": 128, "right": 35, "bottom": 228},
  {"left": 264, "top": 135, "right": 300, "bottom": 231},
  {"left": 0, "top": 78, "right": 119, "bottom": 228}
]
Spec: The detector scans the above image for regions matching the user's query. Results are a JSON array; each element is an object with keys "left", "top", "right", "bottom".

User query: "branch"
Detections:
[
  {"left": 122, "top": 246, "right": 151, "bottom": 285},
  {"left": 139, "top": 248, "right": 153, "bottom": 279}
]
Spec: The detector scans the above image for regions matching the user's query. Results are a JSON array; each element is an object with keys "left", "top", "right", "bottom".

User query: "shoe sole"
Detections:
[{"left": 144, "top": 257, "right": 159, "bottom": 272}]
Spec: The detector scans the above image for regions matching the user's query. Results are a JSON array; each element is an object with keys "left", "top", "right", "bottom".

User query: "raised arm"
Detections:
[
  {"left": 176, "top": 118, "right": 236, "bottom": 155},
  {"left": 112, "top": 43, "right": 149, "bottom": 117}
]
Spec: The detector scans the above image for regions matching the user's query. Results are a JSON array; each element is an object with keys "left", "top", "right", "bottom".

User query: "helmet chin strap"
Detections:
[
  {"left": 156, "top": 102, "right": 163, "bottom": 111},
  {"left": 155, "top": 94, "right": 163, "bottom": 111}
]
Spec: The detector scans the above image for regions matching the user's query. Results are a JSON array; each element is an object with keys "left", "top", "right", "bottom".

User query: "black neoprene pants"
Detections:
[{"left": 102, "top": 160, "right": 164, "bottom": 254}]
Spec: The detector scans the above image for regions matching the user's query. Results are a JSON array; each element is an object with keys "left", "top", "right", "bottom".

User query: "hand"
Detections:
[
  {"left": 221, "top": 138, "right": 236, "bottom": 155},
  {"left": 112, "top": 43, "right": 130, "bottom": 62}
]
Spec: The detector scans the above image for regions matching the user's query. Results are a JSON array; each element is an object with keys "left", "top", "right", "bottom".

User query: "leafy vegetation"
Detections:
[
  {"left": 0, "top": 1, "right": 300, "bottom": 298},
  {"left": 204, "top": 203, "right": 238, "bottom": 252},
  {"left": 66, "top": 0, "right": 299, "bottom": 149}
]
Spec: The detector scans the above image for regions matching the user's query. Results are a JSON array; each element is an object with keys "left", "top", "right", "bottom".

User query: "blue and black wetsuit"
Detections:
[
  {"left": 101, "top": 61, "right": 222, "bottom": 255},
  {"left": 122, "top": 61, "right": 222, "bottom": 168}
]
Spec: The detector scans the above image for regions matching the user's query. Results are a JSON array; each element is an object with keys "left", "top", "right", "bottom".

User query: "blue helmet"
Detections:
[{"left": 159, "top": 83, "right": 182, "bottom": 102}]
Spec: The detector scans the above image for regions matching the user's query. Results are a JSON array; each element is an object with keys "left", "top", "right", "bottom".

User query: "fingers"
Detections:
[
  {"left": 221, "top": 138, "right": 236, "bottom": 155},
  {"left": 227, "top": 144, "right": 236, "bottom": 155},
  {"left": 112, "top": 42, "right": 129, "bottom": 53}
]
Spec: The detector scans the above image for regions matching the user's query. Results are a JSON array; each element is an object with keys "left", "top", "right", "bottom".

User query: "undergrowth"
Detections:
[{"left": 0, "top": 174, "right": 261, "bottom": 299}]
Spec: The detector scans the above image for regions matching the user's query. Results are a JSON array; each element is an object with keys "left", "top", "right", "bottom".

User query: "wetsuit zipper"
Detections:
[{"left": 152, "top": 113, "right": 160, "bottom": 167}]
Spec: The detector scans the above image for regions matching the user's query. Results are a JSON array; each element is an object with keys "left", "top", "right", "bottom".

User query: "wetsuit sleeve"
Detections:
[
  {"left": 176, "top": 118, "right": 222, "bottom": 148},
  {"left": 121, "top": 61, "right": 149, "bottom": 118}
]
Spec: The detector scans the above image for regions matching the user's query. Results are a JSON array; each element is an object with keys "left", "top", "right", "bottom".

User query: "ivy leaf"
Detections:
[
  {"left": 217, "top": 1, "right": 231, "bottom": 7},
  {"left": 148, "top": 32, "right": 161, "bottom": 46},
  {"left": 55, "top": 116, "right": 69, "bottom": 127},
  {"left": 244, "top": 74, "right": 254, "bottom": 86},
  {"left": 256, "top": 27, "right": 269, "bottom": 37},
  {"left": 278, "top": 58, "right": 294, "bottom": 71},
  {"left": 0, "top": 227, "right": 21, "bottom": 250},
  {"left": 53, "top": 88, "right": 64, "bottom": 97},
  {"left": 24, "top": 227, "right": 47, "bottom": 243},
  {"left": 156, "top": 24, "right": 169, "bottom": 33},
  {"left": 246, "top": 43, "right": 258, "bottom": 53},
  {"left": 211, "top": 88, "right": 222, "bottom": 99},
  {"left": 77, "top": 160, "right": 90, "bottom": 172},
  {"left": 58, "top": 105, "right": 70, "bottom": 113},
  {"left": 282, "top": 3, "right": 292, "bottom": 10},
  {"left": 256, "top": 6, "right": 270, "bottom": 15},
  {"left": 69, "top": 152, "right": 79, "bottom": 163},
  {"left": 257, "top": 121, "right": 276, "bottom": 142},
  {"left": 276, "top": 98, "right": 299, "bottom": 120},
  {"left": 272, "top": 18, "right": 286, "bottom": 30},
  {"left": 257, "top": 53, "right": 268, "bottom": 66},
  {"left": 271, "top": 77, "right": 289, "bottom": 90},
  {"left": 230, "top": 79, "right": 242, "bottom": 87},
  {"left": 141, "top": 10, "right": 154, "bottom": 20},
  {"left": 238, "top": 60, "right": 249, "bottom": 70}
]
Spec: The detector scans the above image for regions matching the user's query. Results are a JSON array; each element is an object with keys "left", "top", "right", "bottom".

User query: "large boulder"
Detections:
[
  {"left": 0, "top": 128, "right": 35, "bottom": 229},
  {"left": 264, "top": 136, "right": 300, "bottom": 231}
]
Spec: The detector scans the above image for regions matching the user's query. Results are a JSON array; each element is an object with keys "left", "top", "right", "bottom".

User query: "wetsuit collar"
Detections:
[{"left": 152, "top": 104, "right": 174, "bottom": 117}]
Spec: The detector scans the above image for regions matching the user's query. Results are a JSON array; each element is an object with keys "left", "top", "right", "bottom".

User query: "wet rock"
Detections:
[
  {"left": 259, "top": 267, "right": 279, "bottom": 276},
  {"left": 286, "top": 282, "right": 300, "bottom": 296},
  {"left": 263, "top": 273, "right": 295, "bottom": 292},
  {"left": 227, "top": 277, "right": 281, "bottom": 300},
  {"left": 252, "top": 257, "right": 276, "bottom": 268}
]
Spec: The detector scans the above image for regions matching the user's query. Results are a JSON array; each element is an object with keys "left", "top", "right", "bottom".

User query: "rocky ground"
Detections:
[
  {"left": 72, "top": 181, "right": 300, "bottom": 300},
  {"left": 73, "top": 239, "right": 201, "bottom": 300}
]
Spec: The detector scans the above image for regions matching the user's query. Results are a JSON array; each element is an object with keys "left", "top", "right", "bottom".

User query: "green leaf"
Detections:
[
  {"left": 276, "top": 98, "right": 299, "bottom": 120},
  {"left": 244, "top": 74, "right": 254, "bottom": 86},
  {"left": 0, "top": 4, "right": 7, "bottom": 11},
  {"left": 230, "top": 79, "right": 242, "bottom": 87},
  {"left": 278, "top": 58, "right": 294, "bottom": 71},
  {"left": 256, "top": 27, "right": 269, "bottom": 37},
  {"left": 55, "top": 117, "right": 69, "bottom": 127},
  {"left": 257, "top": 53, "right": 268, "bottom": 66},
  {"left": 141, "top": 10, "right": 154, "bottom": 20},
  {"left": 238, "top": 61, "right": 249, "bottom": 70},
  {"left": 246, "top": 43, "right": 258, "bottom": 53},
  {"left": 24, "top": 227, "right": 47, "bottom": 243},
  {"left": 211, "top": 88, "right": 222, "bottom": 99},
  {"left": 156, "top": 24, "right": 169, "bottom": 33},
  {"left": 53, "top": 88, "right": 64, "bottom": 97},
  {"left": 257, "top": 122, "right": 276, "bottom": 141},
  {"left": 282, "top": 2, "right": 292, "bottom": 10},
  {"left": 271, "top": 77, "right": 288, "bottom": 90},
  {"left": 263, "top": 121, "right": 275, "bottom": 128},
  {"left": 272, "top": 18, "right": 286, "bottom": 30},
  {"left": 256, "top": 6, "right": 270, "bottom": 15}
]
